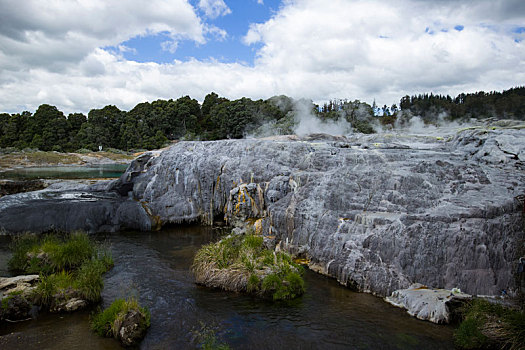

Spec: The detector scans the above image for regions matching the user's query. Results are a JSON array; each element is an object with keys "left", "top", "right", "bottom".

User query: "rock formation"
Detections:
[
  {"left": 0, "top": 124, "right": 524, "bottom": 298},
  {"left": 115, "top": 126, "right": 525, "bottom": 297}
]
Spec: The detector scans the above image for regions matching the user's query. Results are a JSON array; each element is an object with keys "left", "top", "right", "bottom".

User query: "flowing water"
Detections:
[
  {"left": 0, "top": 226, "right": 455, "bottom": 349},
  {"left": 0, "top": 164, "right": 128, "bottom": 180}
]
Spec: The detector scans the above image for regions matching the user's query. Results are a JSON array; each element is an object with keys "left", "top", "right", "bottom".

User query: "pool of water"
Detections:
[
  {"left": 0, "top": 164, "right": 128, "bottom": 180},
  {"left": 0, "top": 226, "right": 455, "bottom": 349}
]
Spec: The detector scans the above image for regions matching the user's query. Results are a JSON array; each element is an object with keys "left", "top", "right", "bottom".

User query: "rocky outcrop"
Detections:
[
  {"left": 385, "top": 283, "right": 471, "bottom": 323},
  {"left": 113, "top": 127, "right": 525, "bottom": 297},
  {"left": 0, "top": 190, "right": 152, "bottom": 233}
]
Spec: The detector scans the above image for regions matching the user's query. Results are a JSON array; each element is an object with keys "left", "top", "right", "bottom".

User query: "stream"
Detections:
[{"left": 0, "top": 225, "right": 454, "bottom": 349}]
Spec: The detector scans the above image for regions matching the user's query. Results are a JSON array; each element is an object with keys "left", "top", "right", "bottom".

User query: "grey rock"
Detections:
[
  {"left": 120, "top": 128, "right": 525, "bottom": 297},
  {"left": 0, "top": 275, "right": 39, "bottom": 291},
  {"left": 385, "top": 283, "right": 471, "bottom": 324},
  {"left": 64, "top": 298, "right": 88, "bottom": 312},
  {"left": 116, "top": 309, "right": 149, "bottom": 347},
  {"left": 0, "top": 190, "right": 152, "bottom": 234}
]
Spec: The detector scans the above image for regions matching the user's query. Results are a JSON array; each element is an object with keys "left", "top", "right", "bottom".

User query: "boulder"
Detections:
[
  {"left": 385, "top": 283, "right": 471, "bottom": 324},
  {"left": 116, "top": 309, "right": 149, "bottom": 346}
]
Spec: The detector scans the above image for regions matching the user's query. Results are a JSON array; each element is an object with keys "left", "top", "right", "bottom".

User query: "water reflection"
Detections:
[{"left": 0, "top": 164, "right": 128, "bottom": 180}]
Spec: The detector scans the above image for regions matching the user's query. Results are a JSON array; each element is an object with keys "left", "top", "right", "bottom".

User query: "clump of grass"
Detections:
[
  {"left": 91, "top": 297, "right": 150, "bottom": 339},
  {"left": 454, "top": 298, "right": 525, "bottom": 350},
  {"left": 8, "top": 231, "right": 106, "bottom": 275},
  {"left": 9, "top": 231, "right": 113, "bottom": 307},
  {"left": 192, "top": 234, "right": 305, "bottom": 300}
]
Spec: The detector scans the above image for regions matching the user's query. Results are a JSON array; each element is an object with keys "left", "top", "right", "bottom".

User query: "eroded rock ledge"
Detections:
[{"left": 111, "top": 127, "right": 525, "bottom": 297}]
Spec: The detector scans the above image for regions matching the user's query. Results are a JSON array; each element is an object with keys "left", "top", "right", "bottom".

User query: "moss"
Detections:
[
  {"left": 192, "top": 234, "right": 305, "bottom": 301},
  {"left": 454, "top": 299, "right": 525, "bottom": 350}
]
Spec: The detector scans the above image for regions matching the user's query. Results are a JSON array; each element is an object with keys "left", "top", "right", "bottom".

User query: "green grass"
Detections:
[
  {"left": 8, "top": 231, "right": 108, "bottom": 275},
  {"left": 8, "top": 231, "right": 114, "bottom": 307},
  {"left": 192, "top": 234, "right": 305, "bottom": 300},
  {"left": 90, "top": 297, "right": 150, "bottom": 338},
  {"left": 454, "top": 299, "right": 525, "bottom": 350}
]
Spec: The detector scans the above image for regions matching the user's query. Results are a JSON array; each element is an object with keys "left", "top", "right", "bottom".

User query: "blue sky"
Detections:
[
  {"left": 0, "top": 0, "right": 524, "bottom": 114},
  {"left": 116, "top": 0, "right": 281, "bottom": 65}
]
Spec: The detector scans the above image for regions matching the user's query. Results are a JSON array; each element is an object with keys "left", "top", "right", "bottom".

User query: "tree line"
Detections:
[
  {"left": 399, "top": 86, "right": 525, "bottom": 122},
  {"left": 1, "top": 87, "right": 524, "bottom": 152}
]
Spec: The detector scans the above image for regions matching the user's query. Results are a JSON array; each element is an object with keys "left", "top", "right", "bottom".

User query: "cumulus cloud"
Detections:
[
  {"left": 0, "top": 0, "right": 524, "bottom": 115},
  {"left": 198, "top": 0, "right": 231, "bottom": 19},
  {"left": 0, "top": 0, "right": 204, "bottom": 73}
]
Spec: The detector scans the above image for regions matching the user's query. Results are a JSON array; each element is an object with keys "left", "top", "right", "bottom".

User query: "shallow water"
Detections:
[
  {"left": 0, "top": 226, "right": 454, "bottom": 349},
  {"left": 0, "top": 164, "right": 128, "bottom": 180}
]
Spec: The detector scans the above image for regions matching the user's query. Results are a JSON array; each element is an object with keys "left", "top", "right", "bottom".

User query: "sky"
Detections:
[{"left": 0, "top": 0, "right": 524, "bottom": 115}]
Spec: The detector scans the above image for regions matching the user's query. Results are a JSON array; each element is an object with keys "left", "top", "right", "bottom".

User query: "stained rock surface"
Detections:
[{"left": 116, "top": 127, "right": 525, "bottom": 297}]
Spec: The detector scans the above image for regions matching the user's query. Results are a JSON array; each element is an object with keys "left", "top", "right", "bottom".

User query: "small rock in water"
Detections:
[
  {"left": 1, "top": 294, "right": 32, "bottom": 321},
  {"left": 116, "top": 310, "right": 149, "bottom": 347},
  {"left": 385, "top": 283, "right": 471, "bottom": 324}
]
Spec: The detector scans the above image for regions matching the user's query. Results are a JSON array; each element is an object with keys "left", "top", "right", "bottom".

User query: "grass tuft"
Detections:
[
  {"left": 454, "top": 298, "right": 525, "bottom": 350},
  {"left": 90, "top": 297, "right": 150, "bottom": 338},
  {"left": 192, "top": 234, "right": 305, "bottom": 300},
  {"left": 8, "top": 231, "right": 113, "bottom": 307}
]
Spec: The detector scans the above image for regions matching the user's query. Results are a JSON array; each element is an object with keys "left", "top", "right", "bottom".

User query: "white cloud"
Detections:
[
  {"left": 198, "top": 0, "right": 231, "bottom": 19},
  {"left": 0, "top": 0, "right": 524, "bottom": 115},
  {"left": 0, "top": 0, "right": 204, "bottom": 71},
  {"left": 257, "top": 0, "right": 264, "bottom": 4}
]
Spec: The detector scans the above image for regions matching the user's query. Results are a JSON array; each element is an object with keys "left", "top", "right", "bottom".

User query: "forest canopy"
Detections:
[{"left": 1, "top": 86, "right": 524, "bottom": 152}]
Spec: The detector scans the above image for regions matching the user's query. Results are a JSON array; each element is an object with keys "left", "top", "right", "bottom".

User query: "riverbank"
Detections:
[{"left": 0, "top": 150, "right": 135, "bottom": 172}]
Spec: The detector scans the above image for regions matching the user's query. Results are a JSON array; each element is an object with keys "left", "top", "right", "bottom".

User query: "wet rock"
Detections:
[
  {"left": 0, "top": 179, "right": 47, "bottom": 198},
  {"left": 0, "top": 275, "right": 40, "bottom": 291},
  {"left": 1, "top": 294, "right": 32, "bottom": 321},
  {"left": 385, "top": 283, "right": 471, "bottom": 324},
  {"left": 0, "top": 190, "right": 152, "bottom": 233},
  {"left": 116, "top": 309, "right": 149, "bottom": 347}
]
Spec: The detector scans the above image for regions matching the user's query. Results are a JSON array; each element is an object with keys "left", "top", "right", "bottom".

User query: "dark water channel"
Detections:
[
  {"left": 0, "top": 226, "right": 454, "bottom": 349},
  {"left": 0, "top": 164, "right": 128, "bottom": 180}
]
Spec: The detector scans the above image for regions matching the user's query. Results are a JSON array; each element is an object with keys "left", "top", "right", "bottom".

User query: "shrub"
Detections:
[
  {"left": 74, "top": 259, "right": 107, "bottom": 302},
  {"left": 192, "top": 322, "right": 231, "bottom": 350},
  {"left": 49, "top": 232, "right": 94, "bottom": 271}
]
